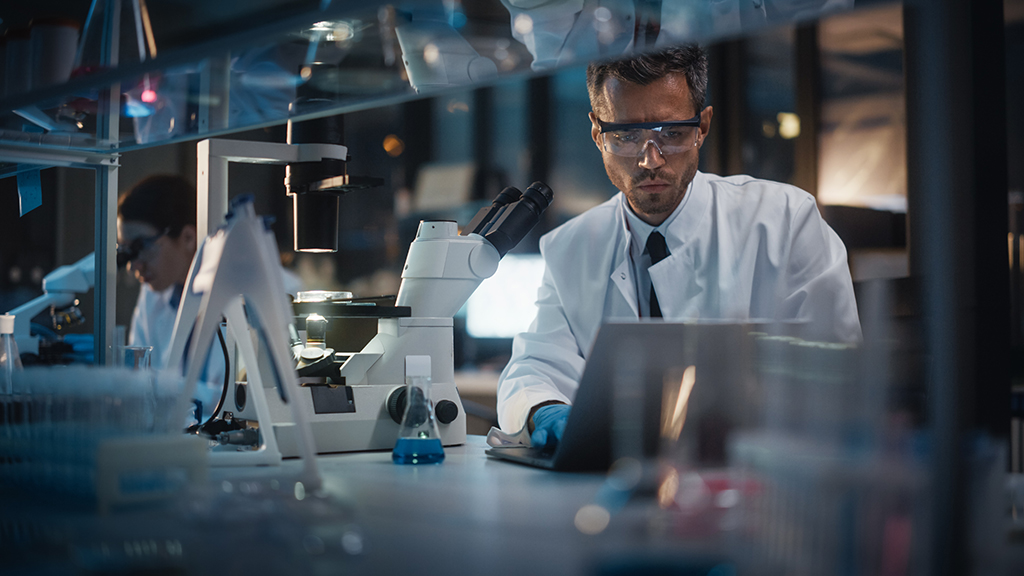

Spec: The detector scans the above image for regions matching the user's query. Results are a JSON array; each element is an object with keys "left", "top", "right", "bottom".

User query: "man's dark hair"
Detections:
[
  {"left": 587, "top": 44, "right": 708, "bottom": 118},
  {"left": 117, "top": 174, "right": 196, "bottom": 238}
]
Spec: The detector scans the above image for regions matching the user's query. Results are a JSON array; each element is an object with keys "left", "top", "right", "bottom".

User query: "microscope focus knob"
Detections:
[
  {"left": 387, "top": 387, "right": 408, "bottom": 424},
  {"left": 435, "top": 400, "right": 459, "bottom": 425}
]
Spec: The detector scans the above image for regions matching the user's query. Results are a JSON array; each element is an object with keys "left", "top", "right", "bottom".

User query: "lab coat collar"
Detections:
[
  {"left": 618, "top": 172, "right": 710, "bottom": 254},
  {"left": 621, "top": 177, "right": 695, "bottom": 260},
  {"left": 611, "top": 198, "right": 638, "bottom": 317},
  {"left": 663, "top": 171, "right": 710, "bottom": 249},
  {"left": 610, "top": 172, "right": 712, "bottom": 319},
  {"left": 153, "top": 283, "right": 178, "bottom": 307}
]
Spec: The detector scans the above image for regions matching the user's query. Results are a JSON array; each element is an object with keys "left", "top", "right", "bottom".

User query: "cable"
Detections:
[{"left": 187, "top": 321, "right": 231, "bottom": 435}]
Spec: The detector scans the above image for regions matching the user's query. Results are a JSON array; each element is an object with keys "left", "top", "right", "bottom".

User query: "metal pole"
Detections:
[
  {"left": 196, "top": 139, "right": 229, "bottom": 238},
  {"left": 793, "top": 23, "right": 820, "bottom": 197},
  {"left": 93, "top": 0, "right": 121, "bottom": 366},
  {"left": 198, "top": 54, "right": 231, "bottom": 135},
  {"left": 904, "top": 0, "right": 1008, "bottom": 573}
]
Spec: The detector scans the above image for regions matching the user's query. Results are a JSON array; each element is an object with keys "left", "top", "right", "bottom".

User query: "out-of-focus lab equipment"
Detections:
[
  {"left": 5, "top": 253, "right": 94, "bottom": 360},
  {"left": 392, "top": 5, "right": 498, "bottom": 93},
  {"left": 1, "top": 358, "right": 208, "bottom": 513},
  {"left": 166, "top": 194, "right": 321, "bottom": 486}
]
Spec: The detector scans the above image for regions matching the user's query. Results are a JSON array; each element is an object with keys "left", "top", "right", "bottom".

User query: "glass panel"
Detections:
[
  {"left": 489, "top": 78, "right": 528, "bottom": 189},
  {"left": 550, "top": 65, "right": 612, "bottom": 222},
  {"left": 0, "top": 0, "right": 872, "bottom": 162},
  {"left": 742, "top": 25, "right": 797, "bottom": 183}
]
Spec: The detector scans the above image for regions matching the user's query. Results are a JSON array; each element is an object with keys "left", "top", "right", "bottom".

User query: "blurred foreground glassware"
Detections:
[
  {"left": 0, "top": 366, "right": 205, "bottom": 511},
  {"left": 120, "top": 345, "right": 152, "bottom": 370},
  {"left": 1, "top": 314, "right": 23, "bottom": 422}
]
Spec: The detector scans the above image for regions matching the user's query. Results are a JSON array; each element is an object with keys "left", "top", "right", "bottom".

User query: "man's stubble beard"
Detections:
[{"left": 626, "top": 155, "right": 699, "bottom": 218}]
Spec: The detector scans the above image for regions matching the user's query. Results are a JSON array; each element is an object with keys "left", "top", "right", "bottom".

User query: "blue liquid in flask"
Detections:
[{"left": 392, "top": 436, "right": 445, "bottom": 465}]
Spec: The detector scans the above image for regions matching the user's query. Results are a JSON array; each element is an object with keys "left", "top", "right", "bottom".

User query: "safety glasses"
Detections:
[
  {"left": 116, "top": 228, "right": 169, "bottom": 268},
  {"left": 597, "top": 111, "right": 702, "bottom": 158}
]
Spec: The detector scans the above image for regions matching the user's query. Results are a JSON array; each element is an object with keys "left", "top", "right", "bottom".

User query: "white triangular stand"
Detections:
[{"left": 166, "top": 197, "right": 320, "bottom": 488}]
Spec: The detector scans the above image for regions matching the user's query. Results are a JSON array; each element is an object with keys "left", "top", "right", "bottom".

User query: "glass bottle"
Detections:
[
  {"left": 1, "top": 314, "right": 23, "bottom": 483},
  {"left": 1, "top": 314, "right": 22, "bottom": 424}
]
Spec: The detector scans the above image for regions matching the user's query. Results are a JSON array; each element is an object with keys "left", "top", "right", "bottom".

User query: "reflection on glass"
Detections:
[
  {"left": 661, "top": 364, "right": 696, "bottom": 443},
  {"left": 0, "top": 0, "right": 864, "bottom": 157}
]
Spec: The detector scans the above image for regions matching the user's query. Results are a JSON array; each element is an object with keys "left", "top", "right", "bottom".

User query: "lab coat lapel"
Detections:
[
  {"left": 610, "top": 197, "right": 639, "bottom": 318},
  {"left": 650, "top": 249, "right": 700, "bottom": 319},
  {"left": 610, "top": 257, "right": 638, "bottom": 318},
  {"left": 648, "top": 172, "right": 711, "bottom": 320}
]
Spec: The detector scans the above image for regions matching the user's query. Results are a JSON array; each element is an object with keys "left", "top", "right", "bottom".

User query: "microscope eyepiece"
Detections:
[
  {"left": 463, "top": 186, "right": 523, "bottom": 236},
  {"left": 522, "top": 182, "right": 553, "bottom": 210},
  {"left": 494, "top": 186, "right": 523, "bottom": 207},
  {"left": 480, "top": 180, "right": 554, "bottom": 257}
]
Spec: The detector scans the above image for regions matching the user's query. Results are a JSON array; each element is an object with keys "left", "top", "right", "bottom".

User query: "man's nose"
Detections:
[{"left": 638, "top": 140, "right": 666, "bottom": 170}]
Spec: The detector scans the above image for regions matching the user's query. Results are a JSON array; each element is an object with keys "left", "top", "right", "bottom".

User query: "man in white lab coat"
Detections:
[{"left": 496, "top": 45, "right": 861, "bottom": 446}]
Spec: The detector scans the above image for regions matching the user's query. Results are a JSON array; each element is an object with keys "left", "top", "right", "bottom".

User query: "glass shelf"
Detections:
[{"left": 0, "top": 0, "right": 874, "bottom": 166}]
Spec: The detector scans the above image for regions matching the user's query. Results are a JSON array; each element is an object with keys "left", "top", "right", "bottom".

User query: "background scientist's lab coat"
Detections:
[
  {"left": 497, "top": 171, "right": 861, "bottom": 432},
  {"left": 129, "top": 283, "right": 225, "bottom": 421}
]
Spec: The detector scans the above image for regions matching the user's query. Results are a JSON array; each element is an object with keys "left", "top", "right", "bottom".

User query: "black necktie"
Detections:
[{"left": 646, "top": 231, "right": 669, "bottom": 318}]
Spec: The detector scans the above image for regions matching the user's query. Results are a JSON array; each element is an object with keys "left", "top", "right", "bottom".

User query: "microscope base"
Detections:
[{"left": 268, "top": 381, "right": 467, "bottom": 457}]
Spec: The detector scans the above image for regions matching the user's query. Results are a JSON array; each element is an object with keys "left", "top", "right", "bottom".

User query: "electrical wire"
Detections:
[{"left": 187, "top": 322, "right": 231, "bottom": 435}]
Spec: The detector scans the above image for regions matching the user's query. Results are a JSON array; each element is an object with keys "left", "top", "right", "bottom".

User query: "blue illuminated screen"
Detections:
[{"left": 465, "top": 254, "right": 546, "bottom": 339}]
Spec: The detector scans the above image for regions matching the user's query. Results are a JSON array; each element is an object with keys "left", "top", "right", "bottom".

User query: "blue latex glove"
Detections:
[{"left": 530, "top": 404, "right": 571, "bottom": 449}]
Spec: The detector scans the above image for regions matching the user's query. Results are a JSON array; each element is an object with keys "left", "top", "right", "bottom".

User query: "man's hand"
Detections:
[{"left": 530, "top": 404, "right": 571, "bottom": 449}]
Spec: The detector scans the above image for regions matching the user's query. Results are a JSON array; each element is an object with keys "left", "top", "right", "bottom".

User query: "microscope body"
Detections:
[
  {"left": 225, "top": 182, "right": 551, "bottom": 457},
  {"left": 6, "top": 253, "right": 94, "bottom": 356},
  {"left": 267, "top": 222, "right": 495, "bottom": 455}
]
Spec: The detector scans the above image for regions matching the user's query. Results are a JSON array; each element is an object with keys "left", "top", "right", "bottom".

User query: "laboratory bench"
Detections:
[{"left": 1, "top": 435, "right": 734, "bottom": 576}]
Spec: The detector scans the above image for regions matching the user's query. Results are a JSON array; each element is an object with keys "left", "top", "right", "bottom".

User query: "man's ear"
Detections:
[
  {"left": 698, "top": 105, "right": 714, "bottom": 148},
  {"left": 589, "top": 111, "right": 602, "bottom": 150},
  {"left": 180, "top": 224, "right": 198, "bottom": 253}
]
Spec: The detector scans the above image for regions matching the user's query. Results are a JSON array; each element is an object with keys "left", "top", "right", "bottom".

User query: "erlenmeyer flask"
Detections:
[{"left": 392, "top": 356, "right": 444, "bottom": 465}]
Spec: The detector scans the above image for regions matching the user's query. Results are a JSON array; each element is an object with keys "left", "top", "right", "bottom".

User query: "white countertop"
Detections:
[{"left": 7, "top": 436, "right": 697, "bottom": 576}]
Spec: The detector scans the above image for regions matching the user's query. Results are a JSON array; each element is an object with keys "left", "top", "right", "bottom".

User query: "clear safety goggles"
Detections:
[
  {"left": 597, "top": 112, "right": 702, "bottom": 158},
  {"left": 116, "top": 227, "right": 168, "bottom": 268}
]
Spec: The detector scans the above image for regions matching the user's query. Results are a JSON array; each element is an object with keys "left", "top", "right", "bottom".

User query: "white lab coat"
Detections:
[
  {"left": 496, "top": 171, "right": 861, "bottom": 431},
  {"left": 129, "top": 284, "right": 225, "bottom": 420}
]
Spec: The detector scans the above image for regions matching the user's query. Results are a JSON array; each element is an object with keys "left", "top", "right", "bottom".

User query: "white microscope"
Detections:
[
  {"left": 5, "top": 253, "right": 95, "bottom": 358},
  {"left": 172, "top": 134, "right": 553, "bottom": 461},
  {"left": 245, "top": 182, "right": 554, "bottom": 457}
]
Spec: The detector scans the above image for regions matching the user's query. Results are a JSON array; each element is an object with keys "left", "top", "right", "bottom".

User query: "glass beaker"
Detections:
[
  {"left": 392, "top": 356, "right": 444, "bottom": 465},
  {"left": 121, "top": 345, "right": 153, "bottom": 370}
]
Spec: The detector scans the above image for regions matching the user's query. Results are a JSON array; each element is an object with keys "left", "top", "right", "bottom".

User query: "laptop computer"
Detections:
[{"left": 485, "top": 321, "right": 765, "bottom": 472}]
